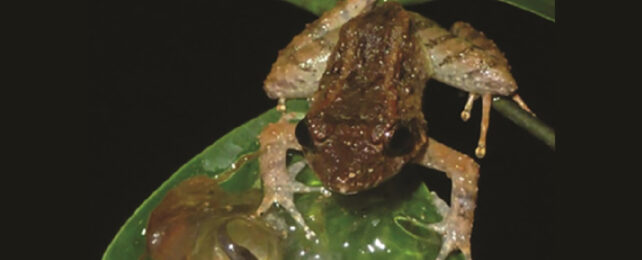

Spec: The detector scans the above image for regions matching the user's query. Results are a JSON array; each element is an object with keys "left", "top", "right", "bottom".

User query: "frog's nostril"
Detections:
[{"left": 295, "top": 118, "right": 315, "bottom": 150}]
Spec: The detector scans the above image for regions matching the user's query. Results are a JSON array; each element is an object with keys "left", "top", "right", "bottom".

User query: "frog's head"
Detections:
[
  {"left": 295, "top": 112, "right": 428, "bottom": 195},
  {"left": 294, "top": 1, "right": 429, "bottom": 194}
]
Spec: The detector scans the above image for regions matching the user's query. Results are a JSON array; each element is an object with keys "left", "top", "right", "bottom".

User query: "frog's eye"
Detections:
[
  {"left": 384, "top": 125, "right": 414, "bottom": 157},
  {"left": 295, "top": 118, "right": 314, "bottom": 150}
]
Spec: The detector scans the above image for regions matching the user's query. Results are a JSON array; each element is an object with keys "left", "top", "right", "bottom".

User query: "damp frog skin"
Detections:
[{"left": 257, "top": 1, "right": 531, "bottom": 259}]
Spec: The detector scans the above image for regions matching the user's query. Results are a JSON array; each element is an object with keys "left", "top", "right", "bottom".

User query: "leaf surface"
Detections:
[
  {"left": 104, "top": 0, "right": 555, "bottom": 258},
  {"left": 102, "top": 100, "right": 463, "bottom": 259}
]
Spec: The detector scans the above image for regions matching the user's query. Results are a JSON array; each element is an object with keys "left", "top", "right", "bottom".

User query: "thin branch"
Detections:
[{"left": 492, "top": 97, "right": 555, "bottom": 150}]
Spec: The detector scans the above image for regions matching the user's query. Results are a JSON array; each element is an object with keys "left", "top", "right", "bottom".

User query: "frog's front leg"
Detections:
[
  {"left": 414, "top": 137, "right": 480, "bottom": 260},
  {"left": 256, "top": 113, "right": 329, "bottom": 239}
]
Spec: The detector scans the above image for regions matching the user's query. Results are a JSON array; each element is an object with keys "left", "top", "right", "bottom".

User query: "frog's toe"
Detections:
[
  {"left": 279, "top": 196, "right": 318, "bottom": 240},
  {"left": 460, "top": 93, "right": 478, "bottom": 122},
  {"left": 291, "top": 181, "right": 331, "bottom": 196},
  {"left": 430, "top": 191, "right": 450, "bottom": 217},
  {"left": 428, "top": 214, "right": 473, "bottom": 260},
  {"left": 257, "top": 180, "right": 325, "bottom": 239},
  {"left": 256, "top": 189, "right": 277, "bottom": 216},
  {"left": 288, "top": 161, "right": 332, "bottom": 195}
]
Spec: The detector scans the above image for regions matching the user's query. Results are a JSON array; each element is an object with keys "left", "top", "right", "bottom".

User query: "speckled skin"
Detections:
[
  {"left": 255, "top": 1, "right": 522, "bottom": 259},
  {"left": 264, "top": 0, "right": 532, "bottom": 158},
  {"left": 263, "top": 0, "right": 376, "bottom": 100},
  {"left": 303, "top": 3, "right": 429, "bottom": 194},
  {"left": 410, "top": 13, "right": 530, "bottom": 157}
]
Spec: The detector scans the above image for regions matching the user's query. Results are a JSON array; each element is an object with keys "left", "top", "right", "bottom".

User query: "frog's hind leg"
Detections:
[
  {"left": 256, "top": 114, "right": 329, "bottom": 239},
  {"left": 264, "top": 0, "right": 377, "bottom": 108},
  {"left": 450, "top": 21, "right": 536, "bottom": 117},
  {"left": 414, "top": 137, "right": 480, "bottom": 260}
]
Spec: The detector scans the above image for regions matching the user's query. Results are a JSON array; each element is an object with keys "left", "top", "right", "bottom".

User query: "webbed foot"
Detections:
[
  {"left": 429, "top": 212, "right": 473, "bottom": 260},
  {"left": 427, "top": 191, "right": 472, "bottom": 260},
  {"left": 414, "top": 139, "right": 480, "bottom": 260},
  {"left": 257, "top": 115, "right": 331, "bottom": 239},
  {"left": 256, "top": 161, "right": 330, "bottom": 239}
]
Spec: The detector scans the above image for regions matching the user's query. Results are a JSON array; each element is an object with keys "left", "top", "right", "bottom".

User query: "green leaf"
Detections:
[
  {"left": 105, "top": 1, "right": 555, "bottom": 258},
  {"left": 101, "top": 100, "right": 286, "bottom": 260},
  {"left": 283, "top": 0, "right": 554, "bottom": 22},
  {"left": 498, "top": 0, "right": 555, "bottom": 22},
  {"left": 281, "top": 0, "right": 437, "bottom": 16},
  {"left": 102, "top": 99, "right": 461, "bottom": 259},
  {"left": 282, "top": 170, "right": 465, "bottom": 260}
]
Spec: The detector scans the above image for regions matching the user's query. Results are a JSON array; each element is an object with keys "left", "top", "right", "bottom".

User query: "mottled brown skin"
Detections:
[
  {"left": 300, "top": 3, "right": 430, "bottom": 194},
  {"left": 263, "top": 0, "right": 533, "bottom": 159},
  {"left": 257, "top": 1, "right": 497, "bottom": 259}
]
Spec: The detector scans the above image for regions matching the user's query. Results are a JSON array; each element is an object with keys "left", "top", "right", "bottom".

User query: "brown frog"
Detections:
[{"left": 256, "top": 1, "right": 532, "bottom": 259}]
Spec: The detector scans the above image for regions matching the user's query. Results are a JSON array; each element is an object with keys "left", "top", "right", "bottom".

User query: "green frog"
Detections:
[{"left": 257, "top": 1, "right": 531, "bottom": 259}]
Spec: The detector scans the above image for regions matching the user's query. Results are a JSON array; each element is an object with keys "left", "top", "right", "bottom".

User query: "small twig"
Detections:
[{"left": 492, "top": 97, "right": 555, "bottom": 150}]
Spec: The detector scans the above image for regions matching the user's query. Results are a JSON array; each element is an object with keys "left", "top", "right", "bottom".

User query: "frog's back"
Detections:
[
  {"left": 310, "top": 2, "right": 428, "bottom": 124},
  {"left": 304, "top": 2, "right": 430, "bottom": 194}
]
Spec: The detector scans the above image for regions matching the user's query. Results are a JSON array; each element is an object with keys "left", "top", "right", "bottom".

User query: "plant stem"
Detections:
[{"left": 492, "top": 97, "right": 555, "bottom": 150}]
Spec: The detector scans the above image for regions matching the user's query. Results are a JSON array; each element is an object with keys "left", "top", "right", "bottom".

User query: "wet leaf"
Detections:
[
  {"left": 104, "top": 1, "right": 554, "bottom": 259},
  {"left": 498, "top": 0, "right": 555, "bottom": 22},
  {"left": 102, "top": 99, "right": 463, "bottom": 259},
  {"left": 102, "top": 100, "right": 303, "bottom": 260},
  {"left": 144, "top": 175, "right": 282, "bottom": 260}
]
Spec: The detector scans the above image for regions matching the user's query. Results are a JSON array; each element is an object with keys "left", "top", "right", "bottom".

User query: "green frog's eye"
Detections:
[
  {"left": 295, "top": 118, "right": 314, "bottom": 150},
  {"left": 384, "top": 125, "right": 414, "bottom": 156}
]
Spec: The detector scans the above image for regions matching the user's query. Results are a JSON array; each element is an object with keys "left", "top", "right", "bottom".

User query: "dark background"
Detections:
[{"left": 89, "top": 0, "right": 554, "bottom": 259}]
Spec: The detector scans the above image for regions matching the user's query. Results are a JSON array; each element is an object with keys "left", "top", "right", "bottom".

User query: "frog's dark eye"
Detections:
[
  {"left": 295, "top": 118, "right": 314, "bottom": 150},
  {"left": 384, "top": 125, "right": 414, "bottom": 156}
]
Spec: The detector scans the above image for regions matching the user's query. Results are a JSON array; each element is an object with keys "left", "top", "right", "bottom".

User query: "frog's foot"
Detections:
[
  {"left": 461, "top": 92, "right": 499, "bottom": 158},
  {"left": 414, "top": 138, "right": 480, "bottom": 260},
  {"left": 256, "top": 161, "right": 330, "bottom": 239},
  {"left": 428, "top": 191, "right": 473, "bottom": 260},
  {"left": 461, "top": 92, "right": 535, "bottom": 158},
  {"left": 258, "top": 118, "right": 331, "bottom": 239},
  {"left": 458, "top": 92, "right": 488, "bottom": 158},
  {"left": 460, "top": 93, "right": 478, "bottom": 122},
  {"left": 428, "top": 212, "right": 473, "bottom": 260}
]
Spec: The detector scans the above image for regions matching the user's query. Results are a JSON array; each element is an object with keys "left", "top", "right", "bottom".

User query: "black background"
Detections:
[{"left": 89, "top": 0, "right": 554, "bottom": 259}]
